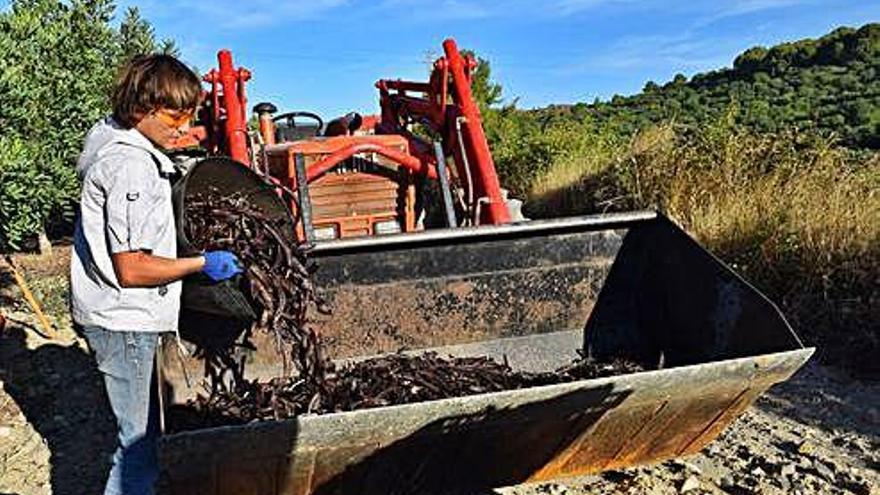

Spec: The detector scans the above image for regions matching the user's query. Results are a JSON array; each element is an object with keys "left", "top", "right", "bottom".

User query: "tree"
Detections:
[
  {"left": 0, "top": 136, "right": 55, "bottom": 250},
  {"left": 734, "top": 46, "right": 768, "bottom": 74},
  {"left": 461, "top": 50, "right": 504, "bottom": 113},
  {"left": 119, "top": 6, "right": 157, "bottom": 60},
  {"left": 0, "top": 0, "right": 173, "bottom": 250},
  {"left": 118, "top": 6, "right": 179, "bottom": 61},
  {"left": 531, "top": 22, "right": 880, "bottom": 150}
]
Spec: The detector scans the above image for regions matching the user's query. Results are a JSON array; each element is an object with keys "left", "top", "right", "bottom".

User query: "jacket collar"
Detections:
[{"left": 106, "top": 117, "right": 176, "bottom": 176}]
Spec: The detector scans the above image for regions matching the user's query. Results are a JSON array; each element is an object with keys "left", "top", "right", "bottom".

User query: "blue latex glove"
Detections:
[{"left": 202, "top": 250, "right": 243, "bottom": 282}]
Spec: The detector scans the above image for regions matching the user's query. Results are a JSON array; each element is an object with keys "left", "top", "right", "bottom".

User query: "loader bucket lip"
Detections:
[
  {"left": 311, "top": 349, "right": 814, "bottom": 422},
  {"left": 159, "top": 345, "right": 815, "bottom": 494},
  {"left": 162, "top": 346, "right": 813, "bottom": 435},
  {"left": 312, "top": 210, "right": 658, "bottom": 253}
]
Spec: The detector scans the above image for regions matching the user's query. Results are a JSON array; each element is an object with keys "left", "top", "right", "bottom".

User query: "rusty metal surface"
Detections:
[
  {"left": 161, "top": 218, "right": 632, "bottom": 404},
  {"left": 158, "top": 212, "right": 815, "bottom": 493},
  {"left": 158, "top": 343, "right": 814, "bottom": 495}
]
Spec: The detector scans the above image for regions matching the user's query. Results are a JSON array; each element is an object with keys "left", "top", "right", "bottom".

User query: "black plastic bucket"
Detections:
[{"left": 172, "top": 157, "right": 295, "bottom": 329}]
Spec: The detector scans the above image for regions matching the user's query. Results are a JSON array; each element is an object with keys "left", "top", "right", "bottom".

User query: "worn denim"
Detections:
[{"left": 83, "top": 326, "right": 160, "bottom": 495}]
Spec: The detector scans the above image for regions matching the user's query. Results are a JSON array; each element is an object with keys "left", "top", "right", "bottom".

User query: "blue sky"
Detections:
[{"left": 50, "top": 1, "right": 880, "bottom": 117}]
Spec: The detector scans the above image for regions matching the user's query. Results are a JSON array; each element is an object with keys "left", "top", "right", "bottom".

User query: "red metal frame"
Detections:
[
  {"left": 258, "top": 113, "right": 276, "bottom": 146},
  {"left": 304, "top": 142, "right": 437, "bottom": 184},
  {"left": 376, "top": 38, "right": 511, "bottom": 225},
  {"left": 203, "top": 50, "right": 252, "bottom": 165},
  {"left": 194, "top": 38, "right": 512, "bottom": 234}
]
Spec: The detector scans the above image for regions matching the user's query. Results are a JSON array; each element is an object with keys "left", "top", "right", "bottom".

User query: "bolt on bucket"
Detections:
[{"left": 158, "top": 207, "right": 813, "bottom": 495}]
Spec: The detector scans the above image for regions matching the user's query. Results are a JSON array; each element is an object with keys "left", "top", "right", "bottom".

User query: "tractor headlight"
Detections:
[
  {"left": 374, "top": 219, "right": 401, "bottom": 235},
  {"left": 313, "top": 225, "right": 339, "bottom": 241}
]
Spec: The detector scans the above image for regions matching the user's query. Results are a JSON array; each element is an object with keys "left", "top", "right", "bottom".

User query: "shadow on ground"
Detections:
[
  {"left": 1, "top": 267, "right": 15, "bottom": 309},
  {"left": 760, "top": 361, "right": 880, "bottom": 440},
  {"left": 0, "top": 325, "right": 116, "bottom": 494}
]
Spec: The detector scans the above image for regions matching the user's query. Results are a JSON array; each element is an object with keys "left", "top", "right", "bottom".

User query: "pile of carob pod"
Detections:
[{"left": 179, "top": 192, "right": 644, "bottom": 427}]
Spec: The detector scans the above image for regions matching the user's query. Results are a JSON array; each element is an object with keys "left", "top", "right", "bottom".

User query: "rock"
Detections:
[
  {"left": 846, "top": 479, "right": 874, "bottom": 495},
  {"left": 801, "top": 473, "right": 827, "bottom": 492},
  {"left": 779, "top": 476, "right": 792, "bottom": 492},
  {"left": 680, "top": 476, "right": 701, "bottom": 493},
  {"left": 0, "top": 425, "right": 11, "bottom": 438},
  {"left": 536, "top": 483, "right": 568, "bottom": 495},
  {"left": 600, "top": 470, "right": 633, "bottom": 483},
  {"left": 750, "top": 466, "right": 766, "bottom": 477},
  {"left": 37, "top": 232, "right": 53, "bottom": 255},
  {"left": 796, "top": 440, "right": 815, "bottom": 455},
  {"left": 813, "top": 461, "right": 835, "bottom": 481},
  {"left": 780, "top": 464, "right": 797, "bottom": 477},
  {"left": 719, "top": 476, "right": 735, "bottom": 489},
  {"left": 683, "top": 461, "right": 703, "bottom": 475}
]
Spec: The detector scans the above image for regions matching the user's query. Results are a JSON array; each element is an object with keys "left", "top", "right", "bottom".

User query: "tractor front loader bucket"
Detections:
[{"left": 158, "top": 211, "right": 813, "bottom": 495}]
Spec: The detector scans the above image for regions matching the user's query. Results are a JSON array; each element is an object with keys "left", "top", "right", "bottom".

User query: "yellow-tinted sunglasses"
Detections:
[{"left": 154, "top": 108, "right": 195, "bottom": 129}]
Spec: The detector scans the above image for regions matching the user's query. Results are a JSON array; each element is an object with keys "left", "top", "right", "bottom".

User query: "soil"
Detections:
[{"left": 1, "top": 249, "right": 878, "bottom": 494}]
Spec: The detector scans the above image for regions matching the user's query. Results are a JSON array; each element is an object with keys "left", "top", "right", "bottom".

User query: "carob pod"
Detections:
[{"left": 179, "top": 190, "right": 644, "bottom": 428}]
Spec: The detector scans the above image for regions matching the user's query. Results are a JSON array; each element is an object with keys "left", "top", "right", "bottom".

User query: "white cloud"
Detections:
[
  {"left": 377, "top": 0, "right": 491, "bottom": 21},
  {"left": 697, "top": 0, "right": 818, "bottom": 25},
  {"left": 550, "top": 0, "right": 822, "bottom": 74},
  {"left": 557, "top": 31, "right": 737, "bottom": 75},
  {"left": 550, "top": 0, "right": 639, "bottom": 16},
  {"left": 113, "top": 0, "right": 826, "bottom": 29},
  {"left": 545, "top": 0, "right": 820, "bottom": 23},
  {"left": 374, "top": 0, "right": 635, "bottom": 20},
  {"left": 119, "top": 0, "right": 350, "bottom": 28},
  {"left": 209, "top": 0, "right": 350, "bottom": 27}
]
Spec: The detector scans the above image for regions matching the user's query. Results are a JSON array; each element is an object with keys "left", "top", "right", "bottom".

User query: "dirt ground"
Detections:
[{"left": 1, "top": 250, "right": 878, "bottom": 495}]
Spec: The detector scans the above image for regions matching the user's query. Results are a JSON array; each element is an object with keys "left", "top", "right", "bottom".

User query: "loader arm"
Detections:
[{"left": 377, "top": 39, "right": 511, "bottom": 226}]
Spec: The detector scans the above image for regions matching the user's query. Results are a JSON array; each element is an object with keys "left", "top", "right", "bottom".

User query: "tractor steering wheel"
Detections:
[{"left": 272, "top": 111, "right": 324, "bottom": 137}]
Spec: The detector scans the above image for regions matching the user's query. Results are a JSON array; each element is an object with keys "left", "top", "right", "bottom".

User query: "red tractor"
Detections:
[
  {"left": 159, "top": 38, "right": 813, "bottom": 495},
  {"left": 180, "top": 38, "right": 520, "bottom": 242}
]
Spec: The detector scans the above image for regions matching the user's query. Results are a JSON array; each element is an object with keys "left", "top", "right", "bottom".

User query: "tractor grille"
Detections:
[{"left": 310, "top": 171, "right": 402, "bottom": 238}]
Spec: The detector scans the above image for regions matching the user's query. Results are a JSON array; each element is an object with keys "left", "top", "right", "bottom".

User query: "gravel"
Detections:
[{"left": 1, "top": 312, "right": 878, "bottom": 495}]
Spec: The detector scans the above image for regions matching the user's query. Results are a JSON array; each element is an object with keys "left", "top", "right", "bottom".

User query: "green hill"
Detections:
[
  {"left": 479, "top": 24, "right": 880, "bottom": 375},
  {"left": 534, "top": 23, "right": 880, "bottom": 149}
]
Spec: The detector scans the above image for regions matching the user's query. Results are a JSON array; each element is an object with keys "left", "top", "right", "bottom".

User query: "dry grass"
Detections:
[
  {"left": 528, "top": 125, "right": 620, "bottom": 199},
  {"left": 525, "top": 122, "right": 880, "bottom": 374}
]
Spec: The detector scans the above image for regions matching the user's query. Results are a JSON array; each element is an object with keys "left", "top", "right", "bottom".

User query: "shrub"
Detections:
[
  {"left": 0, "top": 136, "right": 57, "bottom": 250},
  {"left": 0, "top": 1, "right": 174, "bottom": 251}
]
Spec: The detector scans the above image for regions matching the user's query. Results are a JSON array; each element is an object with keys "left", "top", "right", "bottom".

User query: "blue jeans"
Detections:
[{"left": 83, "top": 326, "right": 161, "bottom": 495}]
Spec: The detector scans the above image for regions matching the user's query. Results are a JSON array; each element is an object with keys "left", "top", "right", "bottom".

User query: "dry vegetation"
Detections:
[{"left": 520, "top": 118, "right": 879, "bottom": 375}]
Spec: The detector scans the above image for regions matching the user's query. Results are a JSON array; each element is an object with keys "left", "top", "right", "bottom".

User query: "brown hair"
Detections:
[{"left": 111, "top": 54, "right": 202, "bottom": 128}]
